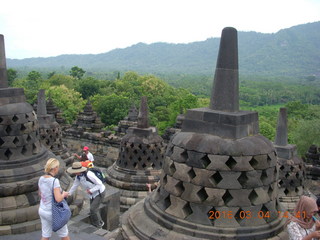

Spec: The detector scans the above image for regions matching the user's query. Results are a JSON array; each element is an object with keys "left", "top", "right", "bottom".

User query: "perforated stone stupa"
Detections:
[
  {"left": 275, "top": 108, "right": 305, "bottom": 211},
  {"left": 105, "top": 96, "right": 164, "bottom": 211},
  {"left": 0, "top": 34, "right": 73, "bottom": 235},
  {"left": 36, "top": 89, "right": 73, "bottom": 165},
  {"left": 121, "top": 27, "right": 287, "bottom": 240},
  {"left": 72, "top": 100, "right": 104, "bottom": 132},
  {"left": 115, "top": 103, "right": 138, "bottom": 136}
]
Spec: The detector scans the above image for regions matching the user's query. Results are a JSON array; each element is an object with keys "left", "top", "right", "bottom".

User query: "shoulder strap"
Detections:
[{"left": 84, "top": 171, "right": 94, "bottom": 184}]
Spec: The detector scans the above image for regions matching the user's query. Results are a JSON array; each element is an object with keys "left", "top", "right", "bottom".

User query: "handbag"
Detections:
[{"left": 52, "top": 178, "right": 71, "bottom": 232}]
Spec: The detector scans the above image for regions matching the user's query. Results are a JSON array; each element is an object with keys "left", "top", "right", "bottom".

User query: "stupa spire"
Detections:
[
  {"left": 0, "top": 34, "right": 8, "bottom": 88},
  {"left": 210, "top": 27, "right": 239, "bottom": 112},
  {"left": 137, "top": 96, "right": 149, "bottom": 128},
  {"left": 274, "top": 107, "right": 288, "bottom": 146}
]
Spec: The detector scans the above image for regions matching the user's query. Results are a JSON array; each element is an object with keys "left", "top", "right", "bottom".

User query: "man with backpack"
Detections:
[{"left": 67, "top": 162, "right": 106, "bottom": 228}]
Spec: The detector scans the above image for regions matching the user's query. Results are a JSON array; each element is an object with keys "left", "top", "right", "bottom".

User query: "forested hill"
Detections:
[{"left": 7, "top": 21, "right": 320, "bottom": 77}]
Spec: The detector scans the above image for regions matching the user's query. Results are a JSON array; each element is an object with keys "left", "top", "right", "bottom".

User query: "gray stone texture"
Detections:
[
  {"left": 210, "top": 27, "right": 238, "bottom": 112},
  {"left": 0, "top": 35, "right": 8, "bottom": 88},
  {"left": 274, "top": 108, "right": 305, "bottom": 209},
  {"left": 106, "top": 97, "right": 164, "bottom": 211},
  {"left": 0, "top": 35, "right": 76, "bottom": 236},
  {"left": 121, "top": 27, "right": 287, "bottom": 239},
  {"left": 137, "top": 96, "right": 149, "bottom": 128}
]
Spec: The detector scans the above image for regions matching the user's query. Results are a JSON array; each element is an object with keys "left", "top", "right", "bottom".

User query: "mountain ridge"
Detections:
[{"left": 7, "top": 21, "right": 320, "bottom": 77}]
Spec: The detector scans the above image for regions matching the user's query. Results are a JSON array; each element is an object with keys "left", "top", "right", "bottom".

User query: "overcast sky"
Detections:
[{"left": 1, "top": 0, "right": 319, "bottom": 59}]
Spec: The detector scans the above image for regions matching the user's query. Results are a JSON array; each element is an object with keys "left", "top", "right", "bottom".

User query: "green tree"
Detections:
[
  {"left": 70, "top": 66, "right": 86, "bottom": 80},
  {"left": 91, "top": 93, "right": 131, "bottom": 125},
  {"left": 7, "top": 68, "right": 17, "bottom": 86},
  {"left": 47, "top": 74, "right": 75, "bottom": 89},
  {"left": 46, "top": 85, "right": 86, "bottom": 123},
  {"left": 292, "top": 119, "right": 320, "bottom": 156}
]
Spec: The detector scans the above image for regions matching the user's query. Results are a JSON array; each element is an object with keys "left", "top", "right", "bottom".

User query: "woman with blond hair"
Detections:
[{"left": 38, "top": 158, "right": 70, "bottom": 240}]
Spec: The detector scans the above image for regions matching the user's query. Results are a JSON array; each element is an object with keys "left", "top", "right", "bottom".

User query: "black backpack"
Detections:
[{"left": 85, "top": 167, "right": 106, "bottom": 184}]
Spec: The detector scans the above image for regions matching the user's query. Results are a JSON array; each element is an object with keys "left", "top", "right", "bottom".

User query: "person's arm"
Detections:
[
  {"left": 68, "top": 177, "right": 80, "bottom": 196},
  {"left": 54, "top": 187, "right": 68, "bottom": 202},
  {"left": 53, "top": 179, "right": 68, "bottom": 202},
  {"left": 74, "top": 153, "right": 81, "bottom": 160}
]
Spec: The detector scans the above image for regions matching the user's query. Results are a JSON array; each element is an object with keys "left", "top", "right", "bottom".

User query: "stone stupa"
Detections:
[
  {"left": 0, "top": 35, "right": 81, "bottom": 236},
  {"left": 106, "top": 96, "right": 164, "bottom": 211},
  {"left": 274, "top": 108, "right": 305, "bottom": 211},
  {"left": 36, "top": 89, "right": 73, "bottom": 165},
  {"left": 121, "top": 27, "right": 287, "bottom": 239}
]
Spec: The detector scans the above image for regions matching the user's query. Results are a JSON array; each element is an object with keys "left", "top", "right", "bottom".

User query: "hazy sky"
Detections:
[{"left": 1, "top": 0, "right": 319, "bottom": 59}]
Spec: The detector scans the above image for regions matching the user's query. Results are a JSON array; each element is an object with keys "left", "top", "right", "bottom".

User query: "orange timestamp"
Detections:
[{"left": 207, "top": 210, "right": 307, "bottom": 220}]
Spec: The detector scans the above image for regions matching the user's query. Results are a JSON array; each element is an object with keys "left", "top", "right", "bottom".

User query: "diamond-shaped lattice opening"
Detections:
[
  {"left": 151, "top": 163, "right": 155, "bottom": 168},
  {"left": 5, "top": 149, "right": 13, "bottom": 159},
  {"left": 163, "top": 174, "right": 168, "bottom": 185},
  {"left": 160, "top": 161, "right": 163, "bottom": 167},
  {"left": 280, "top": 165, "right": 285, "bottom": 171},
  {"left": 5, "top": 126, "right": 12, "bottom": 134},
  {"left": 129, "top": 155, "right": 133, "bottom": 160},
  {"left": 260, "top": 170, "right": 268, "bottom": 183},
  {"left": 21, "top": 146, "right": 27, "bottom": 155},
  {"left": 279, "top": 180, "right": 284, "bottom": 186},
  {"left": 285, "top": 172, "right": 290, "bottom": 178},
  {"left": 210, "top": 172, "right": 223, "bottom": 185},
  {"left": 238, "top": 172, "right": 248, "bottom": 186},
  {"left": 182, "top": 202, "right": 193, "bottom": 218},
  {"left": 124, "top": 162, "right": 128, "bottom": 167},
  {"left": 290, "top": 166, "right": 295, "bottom": 171},
  {"left": 295, "top": 172, "right": 300, "bottom": 178},
  {"left": 133, "top": 162, "right": 138, "bottom": 168},
  {"left": 25, "top": 113, "right": 29, "bottom": 119},
  {"left": 187, "top": 168, "right": 196, "bottom": 179},
  {"left": 295, "top": 187, "right": 300, "bottom": 193},
  {"left": 174, "top": 181, "right": 185, "bottom": 195},
  {"left": 267, "top": 155, "right": 272, "bottom": 162},
  {"left": 260, "top": 205, "right": 270, "bottom": 222},
  {"left": 164, "top": 195, "right": 171, "bottom": 209},
  {"left": 197, "top": 188, "right": 208, "bottom": 202},
  {"left": 222, "top": 190, "right": 233, "bottom": 205},
  {"left": 13, "top": 137, "right": 19, "bottom": 145},
  {"left": 130, "top": 143, "right": 134, "bottom": 148},
  {"left": 200, "top": 155, "right": 211, "bottom": 168},
  {"left": 12, "top": 115, "right": 19, "bottom": 122},
  {"left": 143, "top": 150, "right": 146, "bottom": 155},
  {"left": 248, "top": 190, "right": 259, "bottom": 204},
  {"left": 138, "top": 156, "right": 142, "bottom": 162},
  {"left": 32, "top": 143, "right": 38, "bottom": 152},
  {"left": 0, "top": 117, "right": 3, "bottom": 123},
  {"left": 133, "top": 149, "right": 138, "bottom": 154},
  {"left": 180, "top": 150, "right": 188, "bottom": 162},
  {"left": 226, "top": 157, "right": 237, "bottom": 170},
  {"left": 169, "top": 162, "right": 176, "bottom": 175},
  {"left": 0, "top": 138, "right": 4, "bottom": 146},
  {"left": 26, "top": 135, "right": 32, "bottom": 142},
  {"left": 234, "top": 208, "right": 245, "bottom": 224},
  {"left": 142, "top": 163, "right": 147, "bottom": 168},
  {"left": 138, "top": 144, "right": 142, "bottom": 149},
  {"left": 268, "top": 186, "right": 273, "bottom": 198},
  {"left": 249, "top": 157, "right": 258, "bottom": 169},
  {"left": 284, "top": 188, "right": 289, "bottom": 195},
  {"left": 207, "top": 207, "right": 217, "bottom": 225}
]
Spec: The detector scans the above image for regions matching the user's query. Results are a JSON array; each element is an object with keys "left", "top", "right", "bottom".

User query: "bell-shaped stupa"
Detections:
[
  {"left": 106, "top": 96, "right": 164, "bottom": 211},
  {"left": 0, "top": 35, "right": 77, "bottom": 236},
  {"left": 274, "top": 108, "right": 305, "bottom": 211},
  {"left": 121, "top": 27, "right": 287, "bottom": 239}
]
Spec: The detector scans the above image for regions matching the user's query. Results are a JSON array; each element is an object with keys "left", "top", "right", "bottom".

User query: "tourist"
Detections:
[
  {"left": 38, "top": 158, "right": 70, "bottom": 240},
  {"left": 67, "top": 162, "right": 105, "bottom": 228},
  {"left": 287, "top": 195, "right": 320, "bottom": 239},
  {"left": 74, "top": 146, "right": 94, "bottom": 167}
]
